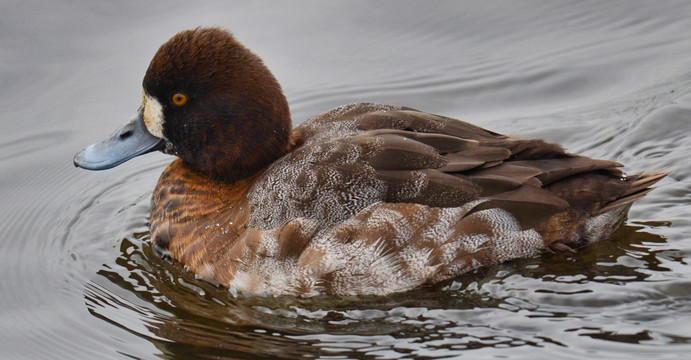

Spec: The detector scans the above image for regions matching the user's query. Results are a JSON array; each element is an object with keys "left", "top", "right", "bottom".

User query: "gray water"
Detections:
[{"left": 1, "top": 1, "right": 690, "bottom": 359}]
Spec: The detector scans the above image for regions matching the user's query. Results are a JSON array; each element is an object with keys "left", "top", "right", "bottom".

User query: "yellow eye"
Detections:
[{"left": 171, "top": 93, "right": 187, "bottom": 106}]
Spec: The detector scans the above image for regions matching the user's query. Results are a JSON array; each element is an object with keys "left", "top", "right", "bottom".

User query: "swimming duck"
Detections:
[{"left": 74, "top": 27, "right": 667, "bottom": 296}]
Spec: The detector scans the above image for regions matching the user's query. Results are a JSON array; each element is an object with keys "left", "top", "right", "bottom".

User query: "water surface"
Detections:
[{"left": 1, "top": 1, "right": 690, "bottom": 359}]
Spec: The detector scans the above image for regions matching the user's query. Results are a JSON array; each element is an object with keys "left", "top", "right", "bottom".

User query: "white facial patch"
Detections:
[{"left": 143, "top": 93, "right": 165, "bottom": 139}]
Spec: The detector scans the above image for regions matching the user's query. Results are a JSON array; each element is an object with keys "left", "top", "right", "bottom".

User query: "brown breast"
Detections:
[{"left": 150, "top": 158, "right": 257, "bottom": 285}]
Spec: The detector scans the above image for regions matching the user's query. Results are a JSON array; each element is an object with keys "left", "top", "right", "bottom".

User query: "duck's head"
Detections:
[{"left": 74, "top": 27, "right": 291, "bottom": 182}]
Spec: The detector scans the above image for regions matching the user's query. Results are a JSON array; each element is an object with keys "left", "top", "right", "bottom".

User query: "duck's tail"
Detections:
[
  {"left": 595, "top": 168, "right": 669, "bottom": 215},
  {"left": 547, "top": 168, "right": 669, "bottom": 253}
]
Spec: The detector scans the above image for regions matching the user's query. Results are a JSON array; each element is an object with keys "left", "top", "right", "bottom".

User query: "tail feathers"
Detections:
[
  {"left": 623, "top": 169, "right": 669, "bottom": 196},
  {"left": 595, "top": 168, "right": 669, "bottom": 215}
]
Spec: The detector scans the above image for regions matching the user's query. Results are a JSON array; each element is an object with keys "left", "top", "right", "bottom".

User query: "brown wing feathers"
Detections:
[
  {"left": 349, "top": 132, "right": 446, "bottom": 170},
  {"left": 352, "top": 109, "right": 661, "bottom": 231},
  {"left": 377, "top": 169, "right": 480, "bottom": 207}
]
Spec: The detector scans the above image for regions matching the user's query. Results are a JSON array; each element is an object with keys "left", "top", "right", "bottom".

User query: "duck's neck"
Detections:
[{"left": 177, "top": 103, "right": 292, "bottom": 184}]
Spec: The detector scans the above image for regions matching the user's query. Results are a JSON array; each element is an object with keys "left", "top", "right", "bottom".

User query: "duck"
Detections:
[{"left": 74, "top": 27, "right": 667, "bottom": 296}]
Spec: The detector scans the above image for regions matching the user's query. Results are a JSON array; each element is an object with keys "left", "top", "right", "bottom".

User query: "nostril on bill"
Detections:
[{"left": 119, "top": 130, "right": 133, "bottom": 140}]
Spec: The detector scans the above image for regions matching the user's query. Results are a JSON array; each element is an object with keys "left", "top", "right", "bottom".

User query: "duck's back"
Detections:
[{"left": 152, "top": 103, "right": 665, "bottom": 296}]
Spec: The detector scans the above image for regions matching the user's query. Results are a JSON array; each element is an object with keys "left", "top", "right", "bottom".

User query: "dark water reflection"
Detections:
[{"left": 2, "top": 0, "right": 691, "bottom": 359}]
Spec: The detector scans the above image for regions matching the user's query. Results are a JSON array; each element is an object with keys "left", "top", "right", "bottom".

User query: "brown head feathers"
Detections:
[{"left": 144, "top": 27, "right": 291, "bottom": 183}]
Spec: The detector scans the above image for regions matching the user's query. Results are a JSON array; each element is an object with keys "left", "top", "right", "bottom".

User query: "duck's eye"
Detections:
[{"left": 171, "top": 93, "right": 187, "bottom": 106}]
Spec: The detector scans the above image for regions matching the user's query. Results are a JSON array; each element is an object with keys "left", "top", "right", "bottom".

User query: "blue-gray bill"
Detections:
[{"left": 73, "top": 110, "right": 163, "bottom": 170}]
